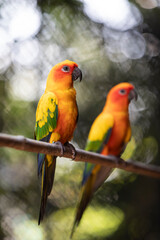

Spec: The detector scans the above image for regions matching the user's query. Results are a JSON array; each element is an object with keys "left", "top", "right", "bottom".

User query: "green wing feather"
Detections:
[
  {"left": 35, "top": 92, "right": 58, "bottom": 141},
  {"left": 85, "top": 113, "right": 114, "bottom": 152},
  {"left": 82, "top": 113, "right": 114, "bottom": 184}
]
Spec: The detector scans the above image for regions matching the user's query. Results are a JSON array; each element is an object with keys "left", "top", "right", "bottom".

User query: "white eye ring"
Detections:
[
  {"left": 119, "top": 89, "right": 126, "bottom": 95},
  {"left": 61, "top": 65, "right": 70, "bottom": 72}
]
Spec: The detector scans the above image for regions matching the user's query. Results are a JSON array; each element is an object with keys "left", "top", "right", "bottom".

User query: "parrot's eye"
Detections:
[
  {"left": 119, "top": 89, "right": 126, "bottom": 95},
  {"left": 62, "top": 65, "right": 70, "bottom": 72}
]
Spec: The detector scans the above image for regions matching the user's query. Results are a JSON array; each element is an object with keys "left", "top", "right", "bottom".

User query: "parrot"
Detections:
[
  {"left": 34, "top": 60, "right": 82, "bottom": 225},
  {"left": 71, "top": 82, "right": 137, "bottom": 237}
]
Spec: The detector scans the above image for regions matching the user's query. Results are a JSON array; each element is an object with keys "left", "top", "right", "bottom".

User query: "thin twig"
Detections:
[{"left": 0, "top": 133, "right": 160, "bottom": 179}]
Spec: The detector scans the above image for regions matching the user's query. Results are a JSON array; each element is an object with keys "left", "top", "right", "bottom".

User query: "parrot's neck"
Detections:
[
  {"left": 45, "top": 74, "right": 74, "bottom": 91},
  {"left": 45, "top": 87, "right": 76, "bottom": 94},
  {"left": 45, "top": 87, "right": 76, "bottom": 102},
  {"left": 103, "top": 102, "right": 129, "bottom": 114}
]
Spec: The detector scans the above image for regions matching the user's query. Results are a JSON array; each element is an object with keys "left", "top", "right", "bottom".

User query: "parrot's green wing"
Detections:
[
  {"left": 35, "top": 92, "right": 58, "bottom": 141},
  {"left": 35, "top": 92, "right": 58, "bottom": 176},
  {"left": 82, "top": 113, "right": 114, "bottom": 185}
]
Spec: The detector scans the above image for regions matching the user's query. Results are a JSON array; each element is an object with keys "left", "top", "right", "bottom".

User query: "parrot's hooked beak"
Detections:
[
  {"left": 72, "top": 67, "right": 82, "bottom": 82},
  {"left": 128, "top": 89, "right": 138, "bottom": 102}
]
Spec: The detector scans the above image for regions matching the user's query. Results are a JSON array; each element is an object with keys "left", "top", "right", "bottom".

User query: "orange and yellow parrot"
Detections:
[
  {"left": 71, "top": 82, "right": 137, "bottom": 236},
  {"left": 34, "top": 60, "right": 82, "bottom": 224}
]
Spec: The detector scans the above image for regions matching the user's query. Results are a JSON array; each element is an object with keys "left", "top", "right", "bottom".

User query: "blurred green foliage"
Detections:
[{"left": 0, "top": 0, "right": 160, "bottom": 239}]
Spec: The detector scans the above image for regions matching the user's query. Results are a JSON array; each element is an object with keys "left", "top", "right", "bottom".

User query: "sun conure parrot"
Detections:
[
  {"left": 34, "top": 60, "right": 82, "bottom": 224},
  {"left": 71, "top": 82, "right": 137, "bottom": 237}
]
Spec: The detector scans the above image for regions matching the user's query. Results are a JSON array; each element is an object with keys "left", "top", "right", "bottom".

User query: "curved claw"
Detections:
[
  {"left": 115, "top": 156, "right": 125, "bottom": 167},
  {"left": 64, "top": 142, "right": 76, "bottom": 160}
]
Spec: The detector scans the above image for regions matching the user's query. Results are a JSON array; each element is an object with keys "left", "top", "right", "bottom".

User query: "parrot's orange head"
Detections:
[
  {"left": 106, "top": 82, "right": 137, "bottom": 112},
  {"left": 45, "top": 60, "right": 82, "bottom": 91}
]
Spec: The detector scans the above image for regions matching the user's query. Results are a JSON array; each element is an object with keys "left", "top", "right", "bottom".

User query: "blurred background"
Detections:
[{"left": 0, "top": 0, "right": 160, "bottom": 239}]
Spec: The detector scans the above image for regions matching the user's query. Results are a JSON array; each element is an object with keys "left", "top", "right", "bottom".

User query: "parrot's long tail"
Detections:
[
  {"left": 70, "top": 166, "right": 113, "bottom": 238},
  {"left": 70, "top": 173, "right": 96, "bottom": 239},
  {"left": 38, "top": 154, "right": 56, "bottom": 225},
  {"left": 93, "top": 166, "right": 112, "bottom": 192}
]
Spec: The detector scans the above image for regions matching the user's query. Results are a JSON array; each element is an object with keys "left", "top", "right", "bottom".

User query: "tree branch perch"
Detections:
[{"left": 0, "top": 133, "right": 160, "bottom": 179}]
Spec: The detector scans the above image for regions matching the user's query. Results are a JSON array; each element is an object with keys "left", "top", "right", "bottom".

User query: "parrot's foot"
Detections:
[
  {"left": 54, "top": 141, "right": 65, "bottom": 157},
  {"left": 115, "top": 157, "right": 125, "bottom": 166},
  {"left": 64, "top": 142, "right": 76, "bottom": 160}
]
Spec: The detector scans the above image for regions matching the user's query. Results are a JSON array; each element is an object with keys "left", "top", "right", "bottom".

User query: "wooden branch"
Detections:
[{"left": 0, "top": 133, "right": 160, "bottom": 179}]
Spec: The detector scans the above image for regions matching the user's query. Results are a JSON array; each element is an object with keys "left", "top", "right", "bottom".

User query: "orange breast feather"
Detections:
[
  {"left": 52, "top": 88, "right": 78, "bottom": 144},
  {"left": 102, "top": 112, "right": 131, "bottom": 156}
]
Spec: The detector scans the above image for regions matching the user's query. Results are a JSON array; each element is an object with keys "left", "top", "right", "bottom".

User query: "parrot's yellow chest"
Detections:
[{"left": 53, "top": 88, "right": 78, "bottom": 144}]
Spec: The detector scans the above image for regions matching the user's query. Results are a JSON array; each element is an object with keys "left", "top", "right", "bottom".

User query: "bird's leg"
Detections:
[
  {"left": 64, "top": 142, "right": 76, "bottom": 160},
  {"left": 53, "top": 141, "right": 65, "bottom": 157},
  {"left": 107, "top": 155, "right": 125, "bottom": 167},
  {"left": 115, "top": 156, "right": 126, "bottom": 167}
]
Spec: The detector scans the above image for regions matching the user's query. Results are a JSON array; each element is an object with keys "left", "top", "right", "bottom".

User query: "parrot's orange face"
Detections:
[
  {"left": 106, "top": 82, "right": 137, "bottom": 111},
  {"left": 45, "top": 60, "right": 82, "bottom": 91}
]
